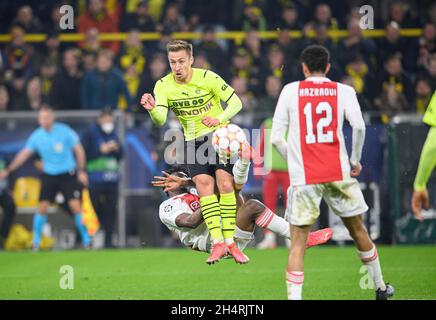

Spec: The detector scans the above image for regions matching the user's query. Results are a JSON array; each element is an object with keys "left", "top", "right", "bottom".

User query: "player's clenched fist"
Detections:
[{"left": 141, "top": 93, "right": 156, "bottom": 111}]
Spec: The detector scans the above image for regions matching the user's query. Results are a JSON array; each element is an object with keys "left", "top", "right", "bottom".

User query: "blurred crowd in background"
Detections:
[{"left": 0, "top": 0, "right": 435, "bottom": 127}]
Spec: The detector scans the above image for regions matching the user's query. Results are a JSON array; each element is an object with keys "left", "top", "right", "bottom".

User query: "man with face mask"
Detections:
[{"left": 81, "top": 108, "right": 123, "bottom": 248}]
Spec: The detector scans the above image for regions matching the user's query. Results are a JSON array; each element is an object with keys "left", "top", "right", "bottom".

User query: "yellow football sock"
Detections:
[
  {"left": 219, "top": 191, "right": 237, "bottom": 243},
  {"left": 200, "top": 194, "right": 224, "bottom": 242}
]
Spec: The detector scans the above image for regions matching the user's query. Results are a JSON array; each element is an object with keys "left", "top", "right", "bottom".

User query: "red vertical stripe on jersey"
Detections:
[{"left": 298, "top": 81, "right": 342, "bottom": 184}]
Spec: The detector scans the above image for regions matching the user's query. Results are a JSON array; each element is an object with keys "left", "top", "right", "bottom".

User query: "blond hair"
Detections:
[{"left": 166, "top": 40, "right": 193, "bottom": 56}]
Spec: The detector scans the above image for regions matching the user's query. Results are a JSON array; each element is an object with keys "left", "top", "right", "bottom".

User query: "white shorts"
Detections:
[{"left": 285, "top": 178, "right": 369, "bottom": 226}]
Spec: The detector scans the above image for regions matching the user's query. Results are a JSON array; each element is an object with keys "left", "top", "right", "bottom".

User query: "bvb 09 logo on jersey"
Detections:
[{"left": 170, "top": 98, "right": 205, "bottom": 108}]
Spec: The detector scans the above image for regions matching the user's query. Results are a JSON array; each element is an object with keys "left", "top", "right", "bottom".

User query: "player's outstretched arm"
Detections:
[
  {"left": 0, "top": 148, "right": 33, "bottom": 180},
  {"left": 175, "top": 208, "right": 204, "bottom": 229},
  {"left": 141, "top": 86, "right": 169, "bottom": 127},
  {"left": 412, "top": 126, "right": 436, "bottom": 221}
]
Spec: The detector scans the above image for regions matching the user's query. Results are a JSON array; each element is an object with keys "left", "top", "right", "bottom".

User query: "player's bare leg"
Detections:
[
  {"left": 236, "top": 199, "right": 332, "bottom": 248},
  {"left": 342, "top": 215, "right": 394, "bottom": 300},
  {"left": 286, "top": 224, "right": 311, "bottom": 300},
  {"left": 193, "top": 174, "right": 227, "bottom": 264},
  {"left": 215, "top": 169, "right": 248, "bottom": 264}
]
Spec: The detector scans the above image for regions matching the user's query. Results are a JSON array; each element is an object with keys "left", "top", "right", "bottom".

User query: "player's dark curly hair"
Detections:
[
  {"left": 300, "top": 45, "right": 330, "bottom": 73},
  {"left": 164, "top": 165, "right": 190, "bottom": 179},
  {"left": 162, "top": 165, "right": 191, "bottom": 195}
]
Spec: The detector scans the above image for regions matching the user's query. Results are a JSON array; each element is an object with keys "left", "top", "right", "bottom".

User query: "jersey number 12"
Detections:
[{"left": 303, "top": 102, "right": 334, "bottom": 144}]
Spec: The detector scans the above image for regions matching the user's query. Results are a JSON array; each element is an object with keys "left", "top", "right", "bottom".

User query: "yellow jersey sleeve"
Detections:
[
  {"left": 423, "top": 91, "right": 436, "bottom": 127},
  {"left": 205, "top": 71, "right": 242, "bottom": 123},
  {"left": 149, "top": 80, "right": 169, "bottom": 127}
]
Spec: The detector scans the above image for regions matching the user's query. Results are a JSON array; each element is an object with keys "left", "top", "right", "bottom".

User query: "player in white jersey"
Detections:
[
  {"left": 154, "top": 153, "right": 333, "bottom": 262},
  {"left": 271, "top": 45, "right": 394, "bottom": 300}
]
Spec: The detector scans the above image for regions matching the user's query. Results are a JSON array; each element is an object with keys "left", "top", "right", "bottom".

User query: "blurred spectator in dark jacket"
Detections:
[
  {"left": 344, "top": 55, "right": 372, "bottom": 98},
  {"left": 306, "top": 3, "right": 339, "bottom": 44},
  {"left": 82, "top": 28, "right": 102, "bottom": 56},
  {"left": 135, "top": 53, "right": 168, "bottom": 117},
  {"left": 7, "top": 77, "right": 27, "bottom": 111},
  {"left": 230, "top": 76, "right": 257, "bottom": 127},
  {"left": 337, "top": 18, "right": 377, "bottom": 69},
  {"left": 388, "top": 1, "right": 420, "bottom": 28},
  {"left": 422, "top": 54, "right": 436, "bottom": 89},
  {"left": 229, "top": 47, "right": 262, "bottom": 95},
  {"left": 81, "top": 49, "right": 132, "bottom": 110},
  {"left": 78, "top": 0, "right": 120, "bottom": 54},
  {"left": 417, "top": 22, "right": 436, "bottom": 70},
  {"left": 50, "top": 48, "right": 83, "bottom": 110},
  {"left": 192, "top": 51, "right": 211, "bottom": 70},
  {"left": 117, "top": 30, "right": 147, "bottom": 112},
  {"left": 44, "top": 4, "right": 66, "bottom": 35},
  {"left": 138, "top": 53, "right": 168, "bottom": 96},
  {"left": 82, "top": 51, "right": 97, "bottom": 73},
  {"left": 0, "top": 85, "right": 10, "bottom": 111},
  {"left": 2, "top": 26, "right": 33, "bottom": 81},
  {"left": 26, "top": 76, "right": 44, "bottom": 111},
  {"left": 157, "top": 2, "right": 185, "bottom": 33},
  {"left": 241, "top": 29, "right": 265, "bottom": 66},
  {"left": 118, "top": 29, "right": 147, "bottom": 76},
  {"left": 372, "top": 53, "right": 414, "bottom": 104},
  {"left": 377, "top": 21, "right": 417, "bottom": 72},
  {"left": 414, "top": 78, "right": 433, "bottom": 115},
  {"left": 341, "top": 75, "right": 372, "bottom": 112},
  {"left": 242, "top": 5, "right": 267, "bottom": 31},
  {"left": 276, "top": 29, "right": 299, "bottom": 67},
  {"left": 375, "top": 83, "right": 411, "bottom": 124},
  {"left": 195, "top": 26, "right": 228, "bottom": 72},
  {"left": 82, "top": 108, "right": 123, "bottom": 248},
  {"left": 260, "top": 45, "right": 292, "bottom": 92},
  {"left": 121, "top": 0, "right": 156, "bottom": 32},
  {"left": 276, "top": 4, "right": 303, "bottom": 30},
  {"left": 39, "top": 60, "right": 57, "bottom": 102},
  {"left": 256, "top": 76, "right": 282, "bottom": 119},
  {"left": 11, "top": 5, "right": 43, "bottom": 34}
]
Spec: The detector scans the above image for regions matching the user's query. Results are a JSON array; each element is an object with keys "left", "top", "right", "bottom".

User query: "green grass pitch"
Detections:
[{"left": 0, "top": 246, "right": 435, "bottom": 300}]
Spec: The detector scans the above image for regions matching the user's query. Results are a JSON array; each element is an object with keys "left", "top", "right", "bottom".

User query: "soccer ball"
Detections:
[{"left": 212, "top": 123, "right": 247, "bottom": 158}]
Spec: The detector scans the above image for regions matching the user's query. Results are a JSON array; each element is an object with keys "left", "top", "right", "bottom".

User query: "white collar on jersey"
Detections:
[{"left": 306, "top": 76, "right": 331, "bottom": 82}]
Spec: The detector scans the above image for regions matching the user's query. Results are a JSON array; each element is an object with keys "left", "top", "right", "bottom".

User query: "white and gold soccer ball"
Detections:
[{"left": 212, "top": 123, "right": 247, "bottom": 158}]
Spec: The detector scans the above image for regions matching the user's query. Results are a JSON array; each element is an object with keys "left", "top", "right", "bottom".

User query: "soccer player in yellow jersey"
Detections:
[{"left": 140, "top": 40, "right": 249, "bottom": 264}]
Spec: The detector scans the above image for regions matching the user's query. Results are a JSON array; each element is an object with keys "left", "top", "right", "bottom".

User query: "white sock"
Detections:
[
  {"left": 232, "top": 159, "right": 250, "bottom": 185},
  {"left": 224, "top": 238, "right": 234, "bottom": 246},
  {"left": 255, "top": 207, "right": 290, "bottom": 239},
  {"left": 358, "top": 245, "right": 386, "bottom": 291},
  {"left": 286, "top": 271, "right": 304, "bottom": 300}
]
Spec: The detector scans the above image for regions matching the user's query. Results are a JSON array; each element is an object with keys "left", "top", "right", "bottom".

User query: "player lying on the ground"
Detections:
[{"left": 152, "top": 165, "right": 333, "bottom": 261}]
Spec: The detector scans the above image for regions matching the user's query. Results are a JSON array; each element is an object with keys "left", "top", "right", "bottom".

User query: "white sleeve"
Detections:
[
  {"left": 271, "top": 85, "right": 291, "bottom": 160},
  {"left": 342, "top": 85, "right": 366, "bottom": 166},
  {"left": 159, "top": 199, "right": 187, "bottom": 228}
]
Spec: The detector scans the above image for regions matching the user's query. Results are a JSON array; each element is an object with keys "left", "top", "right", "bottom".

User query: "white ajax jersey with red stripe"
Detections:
[{"left": 272, "top": 77, "right": 366, "bottom": 186}]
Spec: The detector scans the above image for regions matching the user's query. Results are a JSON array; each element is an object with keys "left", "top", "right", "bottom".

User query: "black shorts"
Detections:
[
  {"left": 39, "top": 171, "right": 82, "bottom": 203},
  {"left": 182, "top": 132, "right": 235, "bottom": 178}
]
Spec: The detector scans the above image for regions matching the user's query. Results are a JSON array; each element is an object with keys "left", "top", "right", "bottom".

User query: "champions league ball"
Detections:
[{"left": 212, "top": 123, "right": 247, "bottom": 158}]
